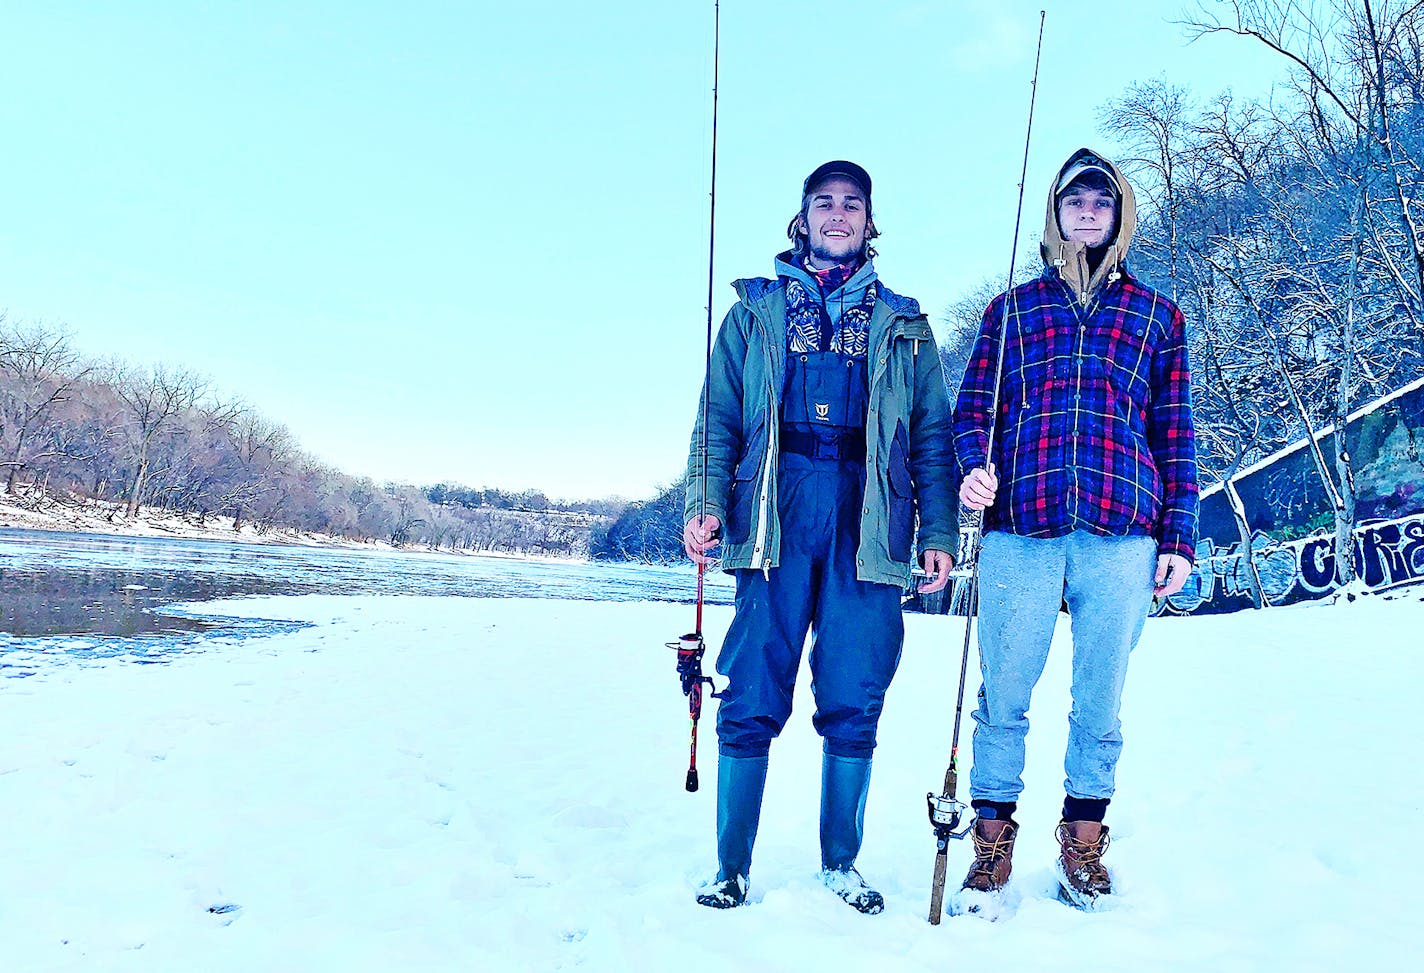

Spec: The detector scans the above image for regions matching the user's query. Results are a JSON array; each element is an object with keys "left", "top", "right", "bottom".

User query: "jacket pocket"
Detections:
[
  {"left": 1101, "top": 321, "right": 1154, "bottom": 404},
  {"left": 1003, "top": 376, "right": 1054, "bottom": 456},
  {"left": 725, "top": 419, "right": 766, "bottom": 545},
  {"left": 887, "top": 421, "right": 914, "bottom": 563}
]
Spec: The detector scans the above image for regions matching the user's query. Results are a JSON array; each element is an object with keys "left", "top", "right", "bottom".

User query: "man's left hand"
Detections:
[
  {"left": 1154, "top": 553, "right": 1193, "bottom": 598},
  {"left": 918, "top": 549, "right": 954, "bottom": 594}
]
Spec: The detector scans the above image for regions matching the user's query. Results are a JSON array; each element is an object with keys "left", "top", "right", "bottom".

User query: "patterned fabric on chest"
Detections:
[{"left": 784, "top": 278, "right": 878, "bottom": 358}]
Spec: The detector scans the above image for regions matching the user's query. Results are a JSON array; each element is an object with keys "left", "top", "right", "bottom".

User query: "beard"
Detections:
[{"left": 808, "top": 236, "right": 863, "bottom": 267}]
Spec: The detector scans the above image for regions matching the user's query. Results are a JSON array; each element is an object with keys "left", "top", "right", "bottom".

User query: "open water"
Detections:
[{"left": 0, "top": 528, "right": 732, "bottom": 677}]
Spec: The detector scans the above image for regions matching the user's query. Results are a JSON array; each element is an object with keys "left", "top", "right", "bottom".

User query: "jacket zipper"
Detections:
[{"left": 750, "top": 311, "right": 779, "bottom": 573}]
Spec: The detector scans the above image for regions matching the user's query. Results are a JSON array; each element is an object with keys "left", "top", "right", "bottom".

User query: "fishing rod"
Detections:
[
  {"left": 667, "top": 0, "right": 723, "bottom": 794},
  {"left": 927, "top": 8, "right": 1046, "bottom": 925}
]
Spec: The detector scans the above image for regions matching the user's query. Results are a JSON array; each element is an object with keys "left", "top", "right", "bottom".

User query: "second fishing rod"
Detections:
[{"left": 927, "top": 8, "right": 1047, "bottom": 926}]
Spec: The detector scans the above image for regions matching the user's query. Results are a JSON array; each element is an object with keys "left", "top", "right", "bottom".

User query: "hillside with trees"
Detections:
[
  {"left": 1096, "top": 0, "right": 1424, "bottom": 599},
  {"left": 0, "top": 318, "right": 622, "bottom": 557}
]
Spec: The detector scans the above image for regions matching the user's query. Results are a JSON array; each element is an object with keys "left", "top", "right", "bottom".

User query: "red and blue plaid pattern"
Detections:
[{"left": 952, "top": 268, "right": 1199, "bottom": 563}]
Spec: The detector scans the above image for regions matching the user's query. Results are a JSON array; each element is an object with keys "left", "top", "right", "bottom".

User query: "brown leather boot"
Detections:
[
  {"left": 1055, "top": 819, "right": 1112, "bottom": 906},
  {"left": 960, "top": 818, "right": 1019, "bottom": 893}
]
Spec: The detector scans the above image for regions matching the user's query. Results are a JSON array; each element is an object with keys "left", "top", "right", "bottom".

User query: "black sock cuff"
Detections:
[
  {"left": 1062, "top": 796, "right": 1110, "bottom": 822},
  {"left": 972, "top": 799, "right": 1018, "bottom": 824}
]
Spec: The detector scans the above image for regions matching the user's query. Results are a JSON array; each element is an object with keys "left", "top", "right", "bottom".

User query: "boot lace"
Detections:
[
  {"left": 1057, "top": 824, "right": 1111, "bottom": 885},
  {"left": 967, "top": 824, "right": 1015, "bottom": 884}
]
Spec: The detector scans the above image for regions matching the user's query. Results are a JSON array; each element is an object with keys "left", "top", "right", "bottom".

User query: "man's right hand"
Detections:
[
  {"left": 960, "top": 464, "right": 998, "bottom": 511},
  {"left": 683, "top": 514, "right": 722, "bottom": 564}
]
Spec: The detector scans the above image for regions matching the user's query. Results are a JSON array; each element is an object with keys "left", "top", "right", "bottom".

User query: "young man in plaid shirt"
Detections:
[{"left": 949, "top": 148, "right": 1199, "bottom": 911}]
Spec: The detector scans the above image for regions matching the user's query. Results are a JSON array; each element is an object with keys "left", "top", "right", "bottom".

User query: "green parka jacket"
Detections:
[{"left": 684, "top": 274, "right": 959, "bottom": 588}]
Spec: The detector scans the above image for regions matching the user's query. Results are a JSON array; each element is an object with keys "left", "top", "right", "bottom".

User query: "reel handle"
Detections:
[{"left": 926, "top": 792, "right": 973, "bottom": 841}]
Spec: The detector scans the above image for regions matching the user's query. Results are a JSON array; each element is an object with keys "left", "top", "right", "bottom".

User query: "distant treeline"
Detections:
[
  {"left": 426, "top": 483, "right": 621, "bottom": 518},
  {"left": 0, "top": 318, "right": 619, "bottom": 556}
]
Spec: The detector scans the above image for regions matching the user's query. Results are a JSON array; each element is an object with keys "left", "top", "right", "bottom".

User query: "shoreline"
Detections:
[{"left": 0, "top": 494, "right": 591, "bottom": 564}]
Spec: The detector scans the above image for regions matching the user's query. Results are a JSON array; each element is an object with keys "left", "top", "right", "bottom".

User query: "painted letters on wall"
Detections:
[
  {"left": 1159, "top": 513, "right": 1424, "bottom": 615},
  {"left": 1166, "top": 378, "right": 1424, "bottom": 615}
]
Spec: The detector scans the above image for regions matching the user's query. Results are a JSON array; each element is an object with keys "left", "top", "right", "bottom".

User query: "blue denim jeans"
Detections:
[{"left": 969, "top": 530, "right": 1157, "bottom": 803}]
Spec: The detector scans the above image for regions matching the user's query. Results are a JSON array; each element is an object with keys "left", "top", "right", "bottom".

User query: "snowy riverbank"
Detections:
[
  {"left": 0, "top": 491, "right": 393, "bottom": 550},
  {"left": 1, "top": 592, "right": 1419, "bottom": 971}
]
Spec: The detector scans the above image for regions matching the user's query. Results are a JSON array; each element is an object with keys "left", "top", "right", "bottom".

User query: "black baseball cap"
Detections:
[{"left": 802, "top": 160, "right": 872, "bottom": 212}]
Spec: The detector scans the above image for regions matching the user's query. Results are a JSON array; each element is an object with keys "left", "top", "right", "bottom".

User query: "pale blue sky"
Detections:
[{"left": 0, "top": 1, "right": 1287, "bottom": 500}]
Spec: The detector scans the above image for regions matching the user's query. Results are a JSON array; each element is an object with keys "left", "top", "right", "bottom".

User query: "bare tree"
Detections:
[
  {"left": 1099, "top": 77, "right": 1199, "bottom": 300},
  {"left": 108, "top": 362, "right": 208, "bottom": 518},
  {"left": 1192, "top": 0, "right": 1424, "bottom": 347},
  {"left": 0, "top": 321, "right": 90, "bottom": 493},
  {"left": 221, "top": 407, "right": 297, "bottom": 530},
  {"left": 1182, "top": 0, "right": 1424, "bottom": 585}
]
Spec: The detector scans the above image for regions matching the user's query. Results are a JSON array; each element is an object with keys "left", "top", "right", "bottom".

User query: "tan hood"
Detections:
[{"left": 1040, "top": 148, "right": 1137, "bottom": 305}]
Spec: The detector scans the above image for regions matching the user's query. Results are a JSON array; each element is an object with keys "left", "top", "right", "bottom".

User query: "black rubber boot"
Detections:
[
  {"left": 818, "top": 753, "right": 883, "bottom": 914},
  {"left": 695, "top": 754, "right": 768, "bottom": 909}
]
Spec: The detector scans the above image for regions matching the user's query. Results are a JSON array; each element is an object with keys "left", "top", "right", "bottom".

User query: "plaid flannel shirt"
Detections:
[{"left": 951, "top": 267, "right": 1199, "bottom": 563}]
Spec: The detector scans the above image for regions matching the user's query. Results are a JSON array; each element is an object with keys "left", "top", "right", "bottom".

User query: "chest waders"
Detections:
[
  {"left": 701, "top": 346, "right": 900, "bottom": 914},
  {"left": 781, "top": 348, "right": 868, "bottom": 466}
]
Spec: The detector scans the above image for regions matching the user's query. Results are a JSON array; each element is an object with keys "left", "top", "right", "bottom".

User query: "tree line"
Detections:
[{"left": 0, "top": 318, "right": 618, "bottom": 557}]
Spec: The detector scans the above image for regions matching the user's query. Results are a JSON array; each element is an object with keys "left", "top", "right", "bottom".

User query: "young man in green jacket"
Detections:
[{"left": 683, "top": 161, "right": 958, "bottom": 912}]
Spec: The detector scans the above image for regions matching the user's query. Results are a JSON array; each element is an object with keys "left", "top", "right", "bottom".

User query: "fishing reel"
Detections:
[
  {"left": 926, "top": 792, "right": 973, "bottom": 844},
  {"left": 667, "top": 632, "right": 723, "bottom": 708},
  {"left": 667, "top": 631, "right": 724, "bottom": 792}
]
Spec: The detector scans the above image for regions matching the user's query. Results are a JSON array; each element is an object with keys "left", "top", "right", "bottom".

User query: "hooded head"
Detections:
[
  {"left": 787, "top": 160, "right": 880, "bottom": 263},
  {"left": 1041, "top": 148, "right": 1136, "bottom": 303}
]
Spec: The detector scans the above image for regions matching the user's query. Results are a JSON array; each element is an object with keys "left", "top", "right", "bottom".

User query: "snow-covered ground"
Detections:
[{"left": 2, "top": 590, "right": 1419, "bottom": 972}]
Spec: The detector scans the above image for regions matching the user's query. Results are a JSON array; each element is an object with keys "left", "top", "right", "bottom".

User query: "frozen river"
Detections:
[{"left": 0, "top": 528, "right": 731, "bottom": 676}]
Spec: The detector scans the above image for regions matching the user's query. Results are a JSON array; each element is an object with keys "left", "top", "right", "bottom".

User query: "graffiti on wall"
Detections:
[{"left": 1158, "top": 513, "right": 1424, "bottom": 615}]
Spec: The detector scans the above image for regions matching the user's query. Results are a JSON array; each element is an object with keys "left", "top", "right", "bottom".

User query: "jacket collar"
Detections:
[
  {"left": 773, "top": 250, "right": 878, "bottom": 303},
  {"left": 733, "top": 273, "right": 929, "bottom": 342}
]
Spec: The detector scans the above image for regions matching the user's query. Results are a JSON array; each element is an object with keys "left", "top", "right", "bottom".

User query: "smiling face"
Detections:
[
  {"left": 1057, "top": 186, "right": 1118, "bottom": 248},
  {"left": 797, "top": 176, "right": 869, "bottom": 268}
]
